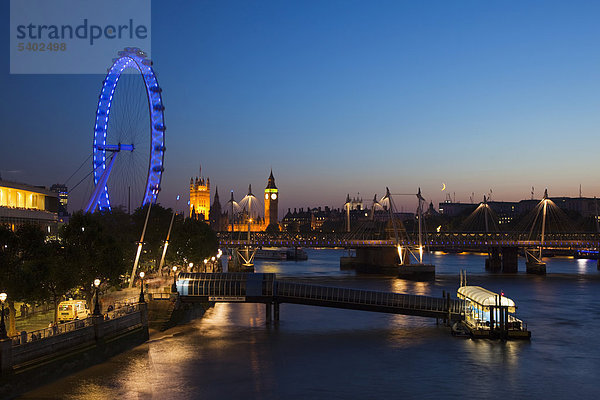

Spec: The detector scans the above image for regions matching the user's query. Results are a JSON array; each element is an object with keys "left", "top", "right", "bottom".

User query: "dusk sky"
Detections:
[{"left": 2, "top": 0, "right": 600, "bottom": 216}]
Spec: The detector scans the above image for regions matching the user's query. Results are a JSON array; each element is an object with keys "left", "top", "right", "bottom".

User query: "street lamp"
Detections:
[
  {"left": 93, "top": 279, "right": 101, "bottom": 315},
  {"left": 171, "top": 266, "right": 178, "bottom": 293},
  {"left": 0, "top": 293, "right": 7, "bottom": 339},
  {"left": 203, "top": 259, "right": 208, "bottom": 273},
  {"left": 139, "top": 271, "right": 145, "bottom": 303}
]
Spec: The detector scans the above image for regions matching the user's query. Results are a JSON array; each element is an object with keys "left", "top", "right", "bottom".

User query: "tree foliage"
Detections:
[
  {"left": 61, "top": 212, "right": 128, "bottom": 299},
  {"left": 0, "top": 204, "right": 219, "bottom": 326},
  {"left": 168, "top": 217, "right": 218, "bottom": 267}
]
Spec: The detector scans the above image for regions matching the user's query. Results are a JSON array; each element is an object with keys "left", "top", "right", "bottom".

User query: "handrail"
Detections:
[
  {"left": 10, "top": 302, "right": 142, "bottom": 346},
  {"left": 10, "top": 318, "right": 94, "bottom": 345},
  {"left": 149, "top": 292, "right": 171, "bottom": 300}
]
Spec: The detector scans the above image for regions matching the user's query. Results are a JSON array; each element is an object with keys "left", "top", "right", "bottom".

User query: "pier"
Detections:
[{"left": 177, "top": 273, "right": 463, "bottom": 323}]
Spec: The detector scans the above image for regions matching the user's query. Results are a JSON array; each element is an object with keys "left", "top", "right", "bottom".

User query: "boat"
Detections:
[
  {"left": 574, "top": 249, "right": 599, "bottom": 260},
  {"left": 286, "top": 247, "right": 308, "bottom": 260},
  {"left": 456, "top": 281, "right": 531, "bottom": 340},
  {"left": 255, "top": 248, "right": 287, "bottom": 260},
  {"left": 254, "top": 247, "right": 309, "bottom": 261}
]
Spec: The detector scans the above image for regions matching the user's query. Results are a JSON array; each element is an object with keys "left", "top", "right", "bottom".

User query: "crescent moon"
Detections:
[{"left": 441, "top": 183, "right": 446, "bottom": 191}]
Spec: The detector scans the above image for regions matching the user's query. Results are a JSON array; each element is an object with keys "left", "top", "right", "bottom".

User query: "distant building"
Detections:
[
  {"left": 439, "top": 196, "right": 600, "bottom": 225},
  {"left": 0, "top": 180, "right": 59, "bottom": 233},
  {"left": 209, "top": 187, "right": 226, "bottom": 231},
  {"left": 190, "top": 169, "right": 210, "bottom": 221},
  {"left": 206, "top": 171, "right": 281, "bottom": 232},
  {"left": 438, "top": 201, "right": 477, "bottom": 217},
  {"left": 264, "top": 170, "right": 279, "bottom": 228},
  {"left": 344, "top": 193, "right": 364, "bottom": 210},
  {"left": 282, "top": 208, "right": 313, "bottom": 232},
  {"left": 50, "top": 183, "right": 68, "bottom": 216},
  {"left": 424, "top": 201, "right": 439, "bottom": 217}
]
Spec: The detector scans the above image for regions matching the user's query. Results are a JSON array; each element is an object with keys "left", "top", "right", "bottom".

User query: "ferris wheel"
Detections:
[{"left": 85, "top": 47, "right": 166, "bottom": 213}]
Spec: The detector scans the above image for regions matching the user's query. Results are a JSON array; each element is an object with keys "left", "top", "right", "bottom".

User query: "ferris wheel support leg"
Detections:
[
  {"left": 85, "top": 153, "right": 117, "bottom": 213},
  {"left": 129, "top": 201, "right": 153, "bottom": 288}
]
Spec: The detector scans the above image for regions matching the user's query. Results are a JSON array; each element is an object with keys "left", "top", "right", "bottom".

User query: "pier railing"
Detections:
[
  {"left": 178, "top": 273, "right": 464, "bottom": 320},
  {"left": 276, "top": 281, "right": 463, "bottom": 315}
]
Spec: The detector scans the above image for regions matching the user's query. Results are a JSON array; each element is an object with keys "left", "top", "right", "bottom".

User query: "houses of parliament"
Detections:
[{"left": 189, "top": 169, "right": 279, "bottom": 232}]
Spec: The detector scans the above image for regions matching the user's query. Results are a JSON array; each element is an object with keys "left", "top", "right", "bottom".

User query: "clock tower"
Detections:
[{"left": 264, "top": 170, "right": 278, "bottom": 228}]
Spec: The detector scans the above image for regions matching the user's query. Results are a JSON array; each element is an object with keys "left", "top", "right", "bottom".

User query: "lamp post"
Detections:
[
  {"left": 139, "top": 271, "right": 145, "bottom": 303},
  {"left": 0, "top": 293, "right": 7, "bottom": 339},
  {"left": 93, "top": 279, "right": 101, "bottom": 315},
  {"left": 171, "top": 266, "right": 178, "bottom": 293},
  {"left": 203, "top": 259, "right": 208, "bottom": 273}
]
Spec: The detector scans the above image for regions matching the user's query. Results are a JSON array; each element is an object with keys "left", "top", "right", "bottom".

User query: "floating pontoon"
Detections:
[{"left": 457, "top": 285, "right": 531, "bottom": 339}]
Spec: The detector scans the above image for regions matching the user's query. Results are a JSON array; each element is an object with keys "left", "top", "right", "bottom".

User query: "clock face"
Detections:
[
  {"left": 265, "top": 193, "right": 269, "bottom": 200},
  {"left": 271, "top": 193, "right": 278, "bottom": 200}
]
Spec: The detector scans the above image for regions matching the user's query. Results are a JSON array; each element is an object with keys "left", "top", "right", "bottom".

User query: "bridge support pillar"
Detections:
[
  {"left": 265, "top": 303, "right": 272, "bottom": 324},
  {"left": 274, "top": 302, "right": 280, "bottom": 322},
  {"left": 501, "top": 247, "right": 518, "bottom": 273},
  {"left": 485, "top": 248, "right": 501, "bottom": 272},
  {"left": 597, "top": 258, "right": 600, "bottom": 271}
]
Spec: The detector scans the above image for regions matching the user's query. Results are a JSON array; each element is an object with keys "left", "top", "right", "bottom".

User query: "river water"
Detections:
[{"left": 20, "top": 250, "right": 600, "bottom": 399}]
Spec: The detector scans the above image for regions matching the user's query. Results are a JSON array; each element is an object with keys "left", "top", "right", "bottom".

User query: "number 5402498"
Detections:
[{"left": 17, "top": 42, "right": 67, "bottom": 51}]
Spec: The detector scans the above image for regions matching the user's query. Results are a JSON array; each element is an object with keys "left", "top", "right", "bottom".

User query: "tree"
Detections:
[
  {"left": 168, "top": 217, "right": 218, "bottom": 268},
  {"left": 0, "top": 224, "right": 62, "bottom": 335},
  {"left": 61, "top": 212, "right": 127, "bottom": 305},
  {"left": 37, "top": 240, "right": 78, "bottom": 324},
  {"left": 94, "top": 208, "right": 137, "bottom": 266},
  {"left": 0, "top": 225, "right": 19, "bottom": 335}
]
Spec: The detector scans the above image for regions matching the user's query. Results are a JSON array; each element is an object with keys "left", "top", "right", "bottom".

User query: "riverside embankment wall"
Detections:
[{"left": 0, "top": 303, "right": 149, "bottom": 399}]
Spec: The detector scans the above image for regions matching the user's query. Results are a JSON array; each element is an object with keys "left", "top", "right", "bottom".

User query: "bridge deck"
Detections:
[
  {"left": 177, "top": 273, "right": 463, "bottom": 321},
  {"left": 219, "top": 232, "right": 600, "bottom": 249}
]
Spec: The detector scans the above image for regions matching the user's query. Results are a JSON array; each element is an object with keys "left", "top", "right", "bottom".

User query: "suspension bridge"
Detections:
[
  {"left": 220, "top": 189, "right": 599, "bottom": 275},
  {"left": 219, "top": 232, "right": 600, "bottom": 249}
]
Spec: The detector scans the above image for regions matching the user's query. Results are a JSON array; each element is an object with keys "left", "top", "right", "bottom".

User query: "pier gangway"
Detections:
[{"left": 176, "top": 273, "right": 464, "bottom": 321}]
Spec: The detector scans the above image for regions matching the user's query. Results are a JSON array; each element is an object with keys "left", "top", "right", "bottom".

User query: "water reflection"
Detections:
[
  {"left": 391, "top": 279, "right": 431, "bottom": 296},
  {"left": 577, "top": 258, "right": 589, "bottom": 273},
  {"left": 18, "top": 250, "right": 600, "bottom": 399}
]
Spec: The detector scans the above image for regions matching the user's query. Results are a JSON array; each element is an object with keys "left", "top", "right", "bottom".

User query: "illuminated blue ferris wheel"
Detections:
[{"left": 85, "top": 47, "right": 165, "bottom": 213}]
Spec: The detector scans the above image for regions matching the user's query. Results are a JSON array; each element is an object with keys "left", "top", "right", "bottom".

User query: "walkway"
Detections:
[{"left": 176, "top": 273, "right": 464, "bottom": 321}]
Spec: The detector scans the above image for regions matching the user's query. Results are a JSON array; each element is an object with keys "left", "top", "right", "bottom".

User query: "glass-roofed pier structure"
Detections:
[{"left": 457, "top": 285, "right": 531, "bottom": 339}]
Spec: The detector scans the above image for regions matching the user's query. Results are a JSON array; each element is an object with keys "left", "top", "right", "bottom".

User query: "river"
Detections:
[{"left": 19, "top": 250, "right": 600, "bottom": 399}]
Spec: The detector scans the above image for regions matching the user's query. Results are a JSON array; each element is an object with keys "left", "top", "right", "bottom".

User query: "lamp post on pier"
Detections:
[
  {"left": 139, "top": 271, "right": 145, "bottom": 303},
  {"left": 171, "top": 266, "right": 178, "bottom": 293},
  {"left": 0, "top": 293, "right": 7, "bottom": 339},
  {"left": 93, "top": 279, "right": 101, "bottom": 316}
]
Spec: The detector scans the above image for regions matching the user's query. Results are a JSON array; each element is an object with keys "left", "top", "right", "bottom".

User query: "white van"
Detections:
[{"left": 57, "top": 300, "right": 91, "bottom": 323}]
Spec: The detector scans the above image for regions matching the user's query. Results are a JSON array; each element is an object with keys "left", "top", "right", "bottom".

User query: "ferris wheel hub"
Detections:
[{"left": 95, "top": 143, "right": 135, "bottom": 152}]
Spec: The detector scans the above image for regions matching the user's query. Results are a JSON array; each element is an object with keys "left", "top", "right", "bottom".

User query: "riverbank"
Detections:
[{"left": 0, "top": 295, "right": 211, "bottom": 400}]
